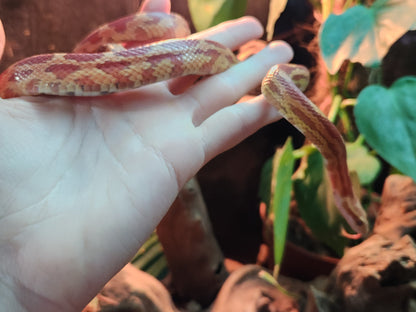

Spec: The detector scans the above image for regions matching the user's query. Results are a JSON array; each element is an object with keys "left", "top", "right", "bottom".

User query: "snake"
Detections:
[{"left": 0, "top": 12, "right": 368, "bottom": 235}]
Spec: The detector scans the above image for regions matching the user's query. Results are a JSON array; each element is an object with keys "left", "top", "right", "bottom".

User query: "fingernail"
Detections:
[{"left": 269, "top": 40, "right": 294, "bottom": 61}]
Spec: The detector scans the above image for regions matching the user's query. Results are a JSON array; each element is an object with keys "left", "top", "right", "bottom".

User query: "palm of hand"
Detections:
[
  {"left": 0, "top": 3, "right": 293, "bottom": 310},
  {"left": 0, "top": 83, "right": 210, "bottom": 307}
]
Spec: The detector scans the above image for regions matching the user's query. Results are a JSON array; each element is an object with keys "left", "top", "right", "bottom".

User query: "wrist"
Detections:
[
  {"left": 0, "top": 275, "right": 67, "bottom": 312},
  {"left": 0, "top": 276, "right": 26, "bottom": 312}
]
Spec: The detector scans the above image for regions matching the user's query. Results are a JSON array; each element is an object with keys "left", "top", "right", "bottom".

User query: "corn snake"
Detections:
[{"left": 0, "top": 12, "right": 368, "bottom": 235}]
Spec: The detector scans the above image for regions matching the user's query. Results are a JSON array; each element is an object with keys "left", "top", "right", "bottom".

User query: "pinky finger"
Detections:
[{"left": 198, "top": 95, "right": 282, "bottom": 164}]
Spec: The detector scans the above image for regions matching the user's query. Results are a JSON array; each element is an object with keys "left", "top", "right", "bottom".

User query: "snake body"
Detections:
[
  {"left": 0, "top": 12, "right": 368, "bottom": 235},
  {"left": 0, "top": 38, "right": 237, "bottom": 98},
  {"left": 262, "top": 64, "right": 368, "bottom": 235}
]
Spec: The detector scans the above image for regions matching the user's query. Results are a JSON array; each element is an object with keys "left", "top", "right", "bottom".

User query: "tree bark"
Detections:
[{"left": 157, "top": 178, "right": 228, "bottom": 306}]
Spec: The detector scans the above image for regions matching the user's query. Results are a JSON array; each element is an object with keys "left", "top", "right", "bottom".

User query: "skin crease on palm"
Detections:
[{"left": 0, "top": 0, "right": 293, "bottom": 311}]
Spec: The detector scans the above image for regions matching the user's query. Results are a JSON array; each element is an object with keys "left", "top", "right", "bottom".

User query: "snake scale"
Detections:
[{"left": 0, "top": 12, "right": 368, "bottom": 235}]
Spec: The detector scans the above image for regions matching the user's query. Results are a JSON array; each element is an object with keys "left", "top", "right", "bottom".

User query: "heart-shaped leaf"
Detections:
[
  {"left": 355, "top": 76, "right": 416, "bottom": 181},
  {"left": 346, "top": 141, "right": 381, "bottom": 185},
  {"left": 319, "top": 0, "right": 416, "bottom": 74}
]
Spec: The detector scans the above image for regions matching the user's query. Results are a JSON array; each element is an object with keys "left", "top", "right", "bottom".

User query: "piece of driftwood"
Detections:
[
  {"left": 372, "top": 175, "right": 416, "bottom": 240},
  {"left": 82, "top": 263, "right": 178, "bottom": 312},
  {"left": 211, "top": 265, "right": 300, "bottom": 312},
  {"left": 325, "top": 175, "right": 416, "bottom": 312},
  {"left": 157, "top": 178, "right": 228, "bottom": 306},
  {"left": 83, "top": 264, "right": 305, "bottom": 312}
]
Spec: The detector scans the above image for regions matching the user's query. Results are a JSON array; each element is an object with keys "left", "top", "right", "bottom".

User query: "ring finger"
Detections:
[{"left": 186, "top": 40, "right": 293, "bottom": 126}]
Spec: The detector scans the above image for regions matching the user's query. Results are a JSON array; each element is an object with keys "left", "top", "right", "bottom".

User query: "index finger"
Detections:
[
  {"left": 140, "top": 0, "right": 171, "bottom": 13},
  {"left": 189, "top": 16, "right": 263, "bottom": 51},
  {"left": 168, "top": 17, "right": 264, "bottom": 94}
]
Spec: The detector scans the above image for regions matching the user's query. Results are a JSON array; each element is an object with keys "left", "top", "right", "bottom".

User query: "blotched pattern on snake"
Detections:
[{"left": 0, "top": 11, "right": 368, "bottom": 235}]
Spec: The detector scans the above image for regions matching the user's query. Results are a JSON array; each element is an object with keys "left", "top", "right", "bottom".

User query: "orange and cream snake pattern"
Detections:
[{"left": 0, "top": 12, "right": 368, "bottom": 235}]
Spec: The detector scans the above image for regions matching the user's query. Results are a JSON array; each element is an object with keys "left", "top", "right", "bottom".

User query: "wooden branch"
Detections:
[{"left": 157, "top": 177, "right": 228, "bottom": 306}]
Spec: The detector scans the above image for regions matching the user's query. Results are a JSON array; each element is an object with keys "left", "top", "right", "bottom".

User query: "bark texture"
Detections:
[{"left": 325, "top": 175, "right": 416, "bottom": 312}]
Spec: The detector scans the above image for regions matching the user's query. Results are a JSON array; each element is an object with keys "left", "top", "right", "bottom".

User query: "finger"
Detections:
[
  {"left": 199, "top": 95, "right": 282, "bottom": 163},
  {"left": 167, "top": 17, "right": 264, "bottom": 94},
  {"left": 140, "top": 0, "right": 171, "bottom": 13},
  {"left": 188, "top": 41, "right": 293, "bottom": 126},
  {"left": 189, "top": 16, "right": 263, "bottom": 49},
  {"left": 0, "top": 19, "right": 5, "bottom": 60},
  {"left": 168, "top": 75, "right": 199, "bottom": 95}
]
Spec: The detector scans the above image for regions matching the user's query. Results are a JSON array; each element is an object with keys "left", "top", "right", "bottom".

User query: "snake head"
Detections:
[
  {"left": 269, "top": 64, "right": 310, "bottom": 92},
  {"left": 334, "top": 194, "right": 369, "bottom": 237}
]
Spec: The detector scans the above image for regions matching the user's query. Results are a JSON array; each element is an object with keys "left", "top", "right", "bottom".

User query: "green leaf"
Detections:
[
  {"left": 270, "top": 138, "right": 295, "bottom": 276},
  {"left": 293, "top": 149, "right": 348, "bottom": 256},
  {"left": 266, "top": 0, "right": 288, "bottom": 41},
  {"left": 321, "top": 0, "right": 334, "bottom": 20},
  {"left": 131, "top": 232, "right": 168, "bottom": 279},
  {"left": 319, "top": 0, "right": 416, "bottom": 74},
  {"left": 188, "top": 0, "right": 247, "bottom": 32},
  {"left": 355, "top": 76, "right": 416, "bottom": 182},
  {"left": 346, "top": 140, "right": 381, "bottom": 185}
]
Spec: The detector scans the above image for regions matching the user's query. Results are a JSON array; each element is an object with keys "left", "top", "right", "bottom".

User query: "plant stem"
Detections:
[
  {"left": 342, "top": 62, "right": 355, "bottom": 97},
  {"left": 328, "top": 94, "right": 342, "bottom": 123},
  {"left": 354, "top": 134, "right": 365, "bottom": 146},
  {"left": 329, "top": 73, "right": 340, "bottom": 98},
  {"left": 292, "top": 144, "right": 316, "bottom": 159},
  {"left": 273, "top": 264, "right": 280, "bottom": 280},
  {"left": 321, "top": 0, "right": 335, "bottom": 20},
  {"left": 339, "top": 108, "right": 355, "bottom": 142},
  {"left": 341, "top": 98, "right": 357, "bottom": 108}
]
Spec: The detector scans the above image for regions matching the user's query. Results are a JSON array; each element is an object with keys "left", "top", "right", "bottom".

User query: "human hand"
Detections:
[{"left": 0, "top": 0, "right": 292, "bottom": 310}]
